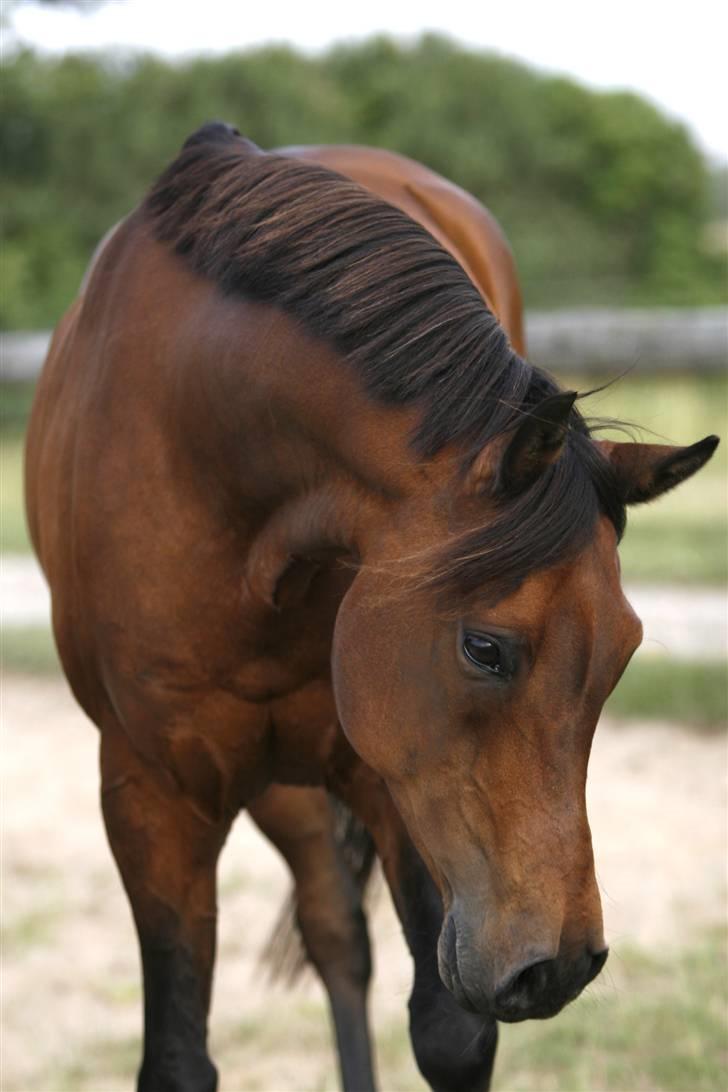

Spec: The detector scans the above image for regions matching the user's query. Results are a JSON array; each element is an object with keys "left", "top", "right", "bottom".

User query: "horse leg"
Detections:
[
  {"left": 100, "top": 720, "right": 230, "bottom": 1092},
  {"left": 396, "top": 842, "right": 498, "bottom": 1092},
  {"left": 250, "top": 785, "right": 377, "bottom": 1092},
  {"left": 340, "top": 772, "right": 497, "bottom": 1092}
]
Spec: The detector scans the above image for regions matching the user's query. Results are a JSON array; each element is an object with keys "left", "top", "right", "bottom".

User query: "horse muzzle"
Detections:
[{"left": 437, "top": 908, "right": 608, "bottom": 1021}]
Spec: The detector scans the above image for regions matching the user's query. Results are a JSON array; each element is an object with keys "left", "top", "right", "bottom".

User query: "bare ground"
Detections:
[{"left": 1, "top": 676, "right": 726, "bottom": 1092}]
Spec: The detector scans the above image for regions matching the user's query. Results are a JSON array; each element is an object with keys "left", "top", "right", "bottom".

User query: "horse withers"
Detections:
[{"left": 25, "top": 124, "right": 718, "bottom": 1091}]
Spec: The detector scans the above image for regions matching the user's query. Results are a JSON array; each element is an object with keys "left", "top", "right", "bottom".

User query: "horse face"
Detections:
[
  {"left": 332, "top": 423, "right": 717, "bottom": 1021},
  {"left": 333, "top": 517, "right": 638, "bottom": 1020}
]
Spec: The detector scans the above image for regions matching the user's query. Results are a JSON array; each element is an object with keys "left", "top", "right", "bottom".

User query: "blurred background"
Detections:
[{"left": 1, "top": 2, "right": 726, "bottom": 1090}]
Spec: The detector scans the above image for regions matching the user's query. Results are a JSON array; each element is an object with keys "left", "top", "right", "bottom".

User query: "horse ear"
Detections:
[
  {"left": 243, "top": 489, "right": 360, "bottom": 610},
  {"left": 495, "top": 391, "right": 577, "bottom": 496},
  {"left": 599, "top": 435, "right": 719, "bottom": 504}
]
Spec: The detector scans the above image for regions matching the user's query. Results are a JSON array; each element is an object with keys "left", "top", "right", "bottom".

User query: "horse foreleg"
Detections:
[
  {"left": 343, "top": 776, "right": 497, "bottom": 1092},
  {"left": 391, "top": 839, "right": 499, "bottom": 1092},
  {"left": 250, "top": 785, "right": 377, "bottom": 1092},
  {"left": 100, "top": 721, "right": 230, "bottom": 1092}
]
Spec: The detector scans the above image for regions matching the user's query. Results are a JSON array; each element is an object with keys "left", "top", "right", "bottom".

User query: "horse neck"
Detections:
[
  {"left": 178, "top": 296, "right": 429, "bottom": 530},
  {"left": 129, "top": 244, "right": 459, "bottom": 584}
]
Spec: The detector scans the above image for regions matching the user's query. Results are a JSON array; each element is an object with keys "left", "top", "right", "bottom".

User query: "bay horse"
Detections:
[{"left": 25, "top": 123, "right": 717, "bottom": 1092}]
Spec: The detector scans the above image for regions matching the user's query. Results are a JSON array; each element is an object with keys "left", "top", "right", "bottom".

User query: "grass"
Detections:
[
  {"left": 1, "top": 382, "right": 33, "bottom": 551},
  {"left": 607, "top": 658, "right": 727, "bottom": 728},
  {"left": 24, "top": 929, "right": 728, "bottom": 1091},
  {"left": 1, "top": 624, "right": 60, "bottom": 674},
  {"left": 494, "top": 926, "right": 728, "bottom": 1092},
  {"left": 54, "top": 1036, "right": 142, "bottom": 1092},
  {"left": 620, "top": 518, "right": 727, "bottom": 585},
  {"left": 0, "top": 434, "right": 30, "bottom": 553},
  {"left": 0, "top": 905, "right": 64, "bottom": 953}
]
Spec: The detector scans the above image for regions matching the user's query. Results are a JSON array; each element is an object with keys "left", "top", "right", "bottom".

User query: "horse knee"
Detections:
[{"left": 409, "top": 995, "right": 497, "bottom": 1092}]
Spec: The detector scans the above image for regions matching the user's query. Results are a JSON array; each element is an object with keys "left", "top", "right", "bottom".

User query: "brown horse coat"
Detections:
[{"left": 25, "top": 128, "right": 717, "bottom": 1092}]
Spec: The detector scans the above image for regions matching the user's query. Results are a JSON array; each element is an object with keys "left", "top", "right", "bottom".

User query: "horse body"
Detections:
[
  {"left": 27, "top": 144, "right": 516, "bottom": 779},
  {"left": 25, "top": 126, "right": 717, "bottom": 1091}
]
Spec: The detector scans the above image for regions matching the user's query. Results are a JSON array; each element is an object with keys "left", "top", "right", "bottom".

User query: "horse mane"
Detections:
[{"left": 145, "top": 122, "right": 626, "bottom": 602}]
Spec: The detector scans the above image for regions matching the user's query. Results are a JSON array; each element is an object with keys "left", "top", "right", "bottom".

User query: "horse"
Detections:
[{"left": 24, "top": 122, "right": 718, "bottom": 1092}]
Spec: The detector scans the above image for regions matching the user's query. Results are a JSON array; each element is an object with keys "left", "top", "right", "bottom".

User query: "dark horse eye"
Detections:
[{"left": 463, "top": 633, "right": 505, "bottom": 675}]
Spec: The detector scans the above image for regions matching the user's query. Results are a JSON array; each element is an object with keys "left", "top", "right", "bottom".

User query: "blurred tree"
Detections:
[
  {"left": 0, "top": 35, "right": 724, "bottom": 328},
  {"left": 709, "top": 165, "right": 728, "bottom": 219}
]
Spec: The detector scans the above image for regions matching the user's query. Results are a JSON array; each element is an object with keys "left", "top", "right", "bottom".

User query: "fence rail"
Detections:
[
  {"left": 525, "top": 308, "right": 727, "bottom": 374},
  {"left": 1, "top": 309, "right": 726, "bottom": 381}
]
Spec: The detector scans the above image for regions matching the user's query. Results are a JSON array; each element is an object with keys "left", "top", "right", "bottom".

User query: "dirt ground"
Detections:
[{"left": 1, "top": 676, "right": 726, "bottom": 1092}]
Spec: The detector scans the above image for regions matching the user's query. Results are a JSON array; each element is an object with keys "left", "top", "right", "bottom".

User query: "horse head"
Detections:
[{"left": 326, "top": 395, "right": 717, "bottom": 1021}]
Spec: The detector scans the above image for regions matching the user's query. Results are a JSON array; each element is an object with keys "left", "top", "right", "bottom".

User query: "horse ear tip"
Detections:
[
  {"left": 694, "top": 434, "right": 720, "bottom": 459},
  {"left": 550, "top": 390, "right": 578, "bottom": 415},
  {"left": 182, "top": 121, "right": 245, "bottom": 151}
]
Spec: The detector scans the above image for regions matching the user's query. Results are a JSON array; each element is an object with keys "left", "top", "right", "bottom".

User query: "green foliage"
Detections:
[
  {"left": 1, "top": 37, "right": 725, "bottom": 329},
  {"left": 0, "top": 381, "right": 36, "bottom": 434},
  {"left": 709, "top": 165, "right": 728, "bottom": 219}
]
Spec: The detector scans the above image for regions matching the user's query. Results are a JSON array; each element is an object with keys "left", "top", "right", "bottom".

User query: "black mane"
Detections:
[{"left": 145, "top": 123, "right": 625, "bottom": 600}]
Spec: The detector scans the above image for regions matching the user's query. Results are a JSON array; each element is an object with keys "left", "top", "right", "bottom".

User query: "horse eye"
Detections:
[{"left": 462, "top": 633, "right": 505, "bottom": 675}]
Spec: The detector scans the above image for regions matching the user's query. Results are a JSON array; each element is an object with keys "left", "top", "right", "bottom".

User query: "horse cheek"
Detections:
[{"left": 331, "top": 591, "right": 399, "bottom": 775}]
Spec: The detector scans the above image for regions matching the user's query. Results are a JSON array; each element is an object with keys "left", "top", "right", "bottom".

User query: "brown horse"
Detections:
[{"left": 25, "top": 123, "right": 717, "bottom": 1092}]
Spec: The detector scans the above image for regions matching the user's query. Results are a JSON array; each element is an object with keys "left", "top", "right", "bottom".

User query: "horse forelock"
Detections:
[
  {"left": 425, "top": 433, "right": 627, "bottom": 606},
  {"left": 145, "top": 126, "right": 626, "bottom": 600}
]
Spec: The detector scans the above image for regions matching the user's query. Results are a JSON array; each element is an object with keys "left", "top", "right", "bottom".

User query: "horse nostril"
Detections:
[
  {"left": 494, "top": 956, "right": 552, "bottom": 1015},
  {"left": 586, "top": 947, "right": 609, "bottom": 984},
  {"left": 494, "top": 947, "right": 610, "bottom": 1020}
]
